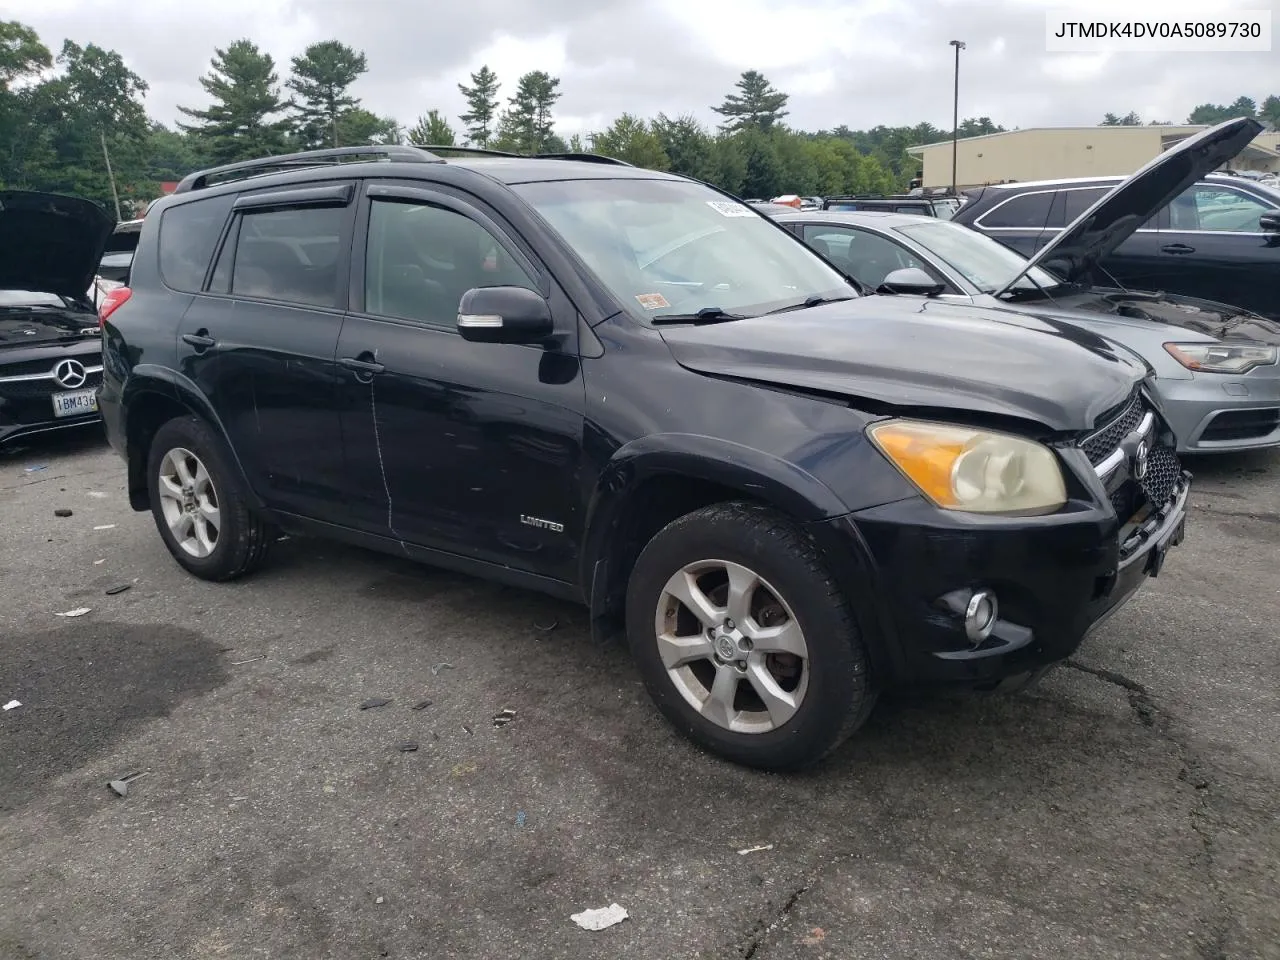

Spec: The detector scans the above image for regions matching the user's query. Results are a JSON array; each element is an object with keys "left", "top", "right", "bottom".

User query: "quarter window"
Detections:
[
  {"left": 1061, "top": 187, "right": 1111, "bottom": 222},
  {"left": 228, "top": 206, "right": 346, "bottom": 308},
  {"left": 802, "top": 225, "right": 931, "bottom": 290},
  {"left": 158, "top": 194, "right": 235, "bottom": 293},
  {"left": 979, "top": 192, "right": 1060, "bottom": 229},
  {"left": 1169, "top": 184, "right": 1273, "bottom": 231},
  {"left": 363, "top": 199, "right": 536, "bottom": 327}
]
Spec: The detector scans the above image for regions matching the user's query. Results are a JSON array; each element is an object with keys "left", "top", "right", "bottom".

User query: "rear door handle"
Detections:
[
  {"left": 1161, "top": 243, "right": 1195, "bottom": 254},
  {"left": 339, "top": 355, "right": 386, "bottom": 375},
  {"left": 181, "top": 331, "right": 217, "bottom": 349}
]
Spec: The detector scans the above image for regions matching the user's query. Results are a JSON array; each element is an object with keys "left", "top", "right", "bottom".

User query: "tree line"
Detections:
[
  {"left": 1100, "top": 95, "right": 1280, "bottom": 127},
  {"left": 2, "top": 19, "right": 1274, "bottom": 220}
]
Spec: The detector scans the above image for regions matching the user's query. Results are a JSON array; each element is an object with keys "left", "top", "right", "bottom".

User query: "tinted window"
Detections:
[
  {"left": 158, "top": 194, "right": 235, "bottom": 292},
  {"left": 803, "top": 225, "right": 930, "bottom": 289},
  {"left": 1061, "top": 187, "right": 1110, "bottom": 222},
  {"left": 1169, "top": 184, "right": 1273, "bottom": 231},
  {"left": 230, "top": 206, "right": 345, "bottom": 308},
  {"left": 364, "top": 200, "right": 536, "bottom": 327},
  {"left": 980, "top": 192, "right": 1058, "bottom": 229}
]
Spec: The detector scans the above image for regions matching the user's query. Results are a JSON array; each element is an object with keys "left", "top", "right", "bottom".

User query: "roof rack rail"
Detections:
[
  {"left": 410, "top": 143, "right": 521, "bottom": 157},
  {"left": 174, "top": 145, "right": 443, "bottom": 193},
  {"left": 533, "top": 152, "right": 634, "bottom": 166}
]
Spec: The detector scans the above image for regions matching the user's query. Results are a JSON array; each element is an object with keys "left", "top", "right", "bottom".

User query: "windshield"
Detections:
[
  {"left": 511, "top": 178, "right": 854, "bottom": 320},
  {"left": 895, "top": 220, "right": 1063, "bottom": 294},
  {"left": 0, "top": 290, "right": 67, "bottom": 307}
]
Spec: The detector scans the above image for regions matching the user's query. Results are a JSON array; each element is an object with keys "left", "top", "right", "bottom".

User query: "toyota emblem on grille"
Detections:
[
  {"left": 53, "top": 359, "right": 88, "bottom": 389},
  {"left": 1133, "top": 440, "right": 1149, "bottom": 481}
]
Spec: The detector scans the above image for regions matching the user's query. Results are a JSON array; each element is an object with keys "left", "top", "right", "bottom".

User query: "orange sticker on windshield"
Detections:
[{"left": 635, "top": 293, "right": 671, "bottom": 310}]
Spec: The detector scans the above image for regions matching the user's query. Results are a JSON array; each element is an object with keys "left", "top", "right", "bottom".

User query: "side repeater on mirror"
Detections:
[{"left": 457, "top": 286, "right": 554, "bottom": 344}]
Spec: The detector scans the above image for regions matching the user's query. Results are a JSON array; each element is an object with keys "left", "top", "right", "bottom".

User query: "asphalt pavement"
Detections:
[{"left": 1, "top": 429, "right": 1277, "bottom": 960}]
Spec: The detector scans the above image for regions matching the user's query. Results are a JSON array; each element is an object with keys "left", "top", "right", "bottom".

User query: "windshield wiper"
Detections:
[
  {"left": 650, "top": 307, "right": 748, "bottom": 326},
  {"left": 764, "top": 295, "right": 857, "bottom": 315}
]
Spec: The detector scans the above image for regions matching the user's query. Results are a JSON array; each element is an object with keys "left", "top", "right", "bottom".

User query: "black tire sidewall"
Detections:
[{"left": 626, "top": 505, "right": 870, "bottom": 769}]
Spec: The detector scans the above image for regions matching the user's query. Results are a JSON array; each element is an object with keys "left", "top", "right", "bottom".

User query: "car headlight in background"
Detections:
[
  {"left": 1163, "top": 342, "right": 1278, "bottom": 374},
  {"left": 868, "top": 420, "right": 1067, "bottom": 514}
]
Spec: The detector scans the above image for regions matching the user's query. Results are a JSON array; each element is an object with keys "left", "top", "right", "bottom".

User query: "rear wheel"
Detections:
[
  {"left": 626, "top": 501, "right": 876, "bottom": 770},
  {"left": 147, "top": 416, "right": 271, "bottom": 581}
]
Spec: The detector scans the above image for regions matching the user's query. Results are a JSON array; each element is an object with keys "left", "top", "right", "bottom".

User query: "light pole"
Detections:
[{"left": 949, "top": 40, "right": 965, "bottom": 194}]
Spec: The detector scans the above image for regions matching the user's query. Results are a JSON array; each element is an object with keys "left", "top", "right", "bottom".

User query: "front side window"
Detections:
[
  {"left": 979, "top": 191, "right": 1060, "bottom": 229},
  {"left": 512, "top": 178, "right": 852, "bottom": 321},
  {"left": 803, "top": 225, "right": 930, "bottom": 290},
  {"left": 897, "top": 220, "right": 1063, "bottom": 294},
  {"left": 363, "top": 199, "right": 537, "bottom": 327},
  {"left": 1169, "top": 184, "right": 1274, "bottom": 231},
  {"left": 158, "top": 193, "right": 235, "bottom": 293},
  {"left": 229, "top": 205, "right": 345, "bottom": 308}
]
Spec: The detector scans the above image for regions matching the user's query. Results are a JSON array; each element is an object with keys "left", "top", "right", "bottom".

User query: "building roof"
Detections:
[{"left": 906, "top": 125, "right": 1204, "bottom": 155}]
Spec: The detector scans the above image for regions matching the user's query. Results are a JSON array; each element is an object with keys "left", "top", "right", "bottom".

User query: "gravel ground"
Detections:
[{"left": 1, "top": 429, "right": 1277, "bottom": 960}]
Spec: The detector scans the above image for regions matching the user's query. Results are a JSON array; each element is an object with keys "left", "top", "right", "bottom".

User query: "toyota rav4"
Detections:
[{"left": 98, "top": 145, "right": 1189, "bottom": 770}]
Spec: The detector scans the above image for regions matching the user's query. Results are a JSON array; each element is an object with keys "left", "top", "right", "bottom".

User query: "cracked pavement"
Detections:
[{"left": 1, "top": 431, "right": 1277, "bottom": 960}]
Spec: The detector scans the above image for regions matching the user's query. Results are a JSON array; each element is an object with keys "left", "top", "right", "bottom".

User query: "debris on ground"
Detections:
[
  {"left": 534, "top": 618, "right": 559, "bottom": 634},
  {"left": 397, "top": 741, "right": 419, "bottom": 752},
  {"left": 54, "top": 508, "right": 73, "bottom": 518},
  {"left": 231, "top": 655, "right": 266, "bottom": 665},
  {"left": 360, "top": 697, "right": 391, "bottom": 710},
  {"left": 492, "top": 708, "right": 517, "bottom": 728},
  {"left": 430, "top": 662, "right": 454, "bottom": 676},
  {"left": 105, "top": 583, "right": 132, "bottom": 596},
  {"left": 801, "top": 928, "right": 826, "bottom": 945},
  {"left": 3, "top": 700, "right": 21, "bottom": 711},
  {"left": 93, "top": 558, "right": 106, "bottom": 565},
  {"left": 516, "top": 810, "right": 527, "bottom": 827},
  {"left": 375, "top": 896, "right": 385, "bottom": 905},
  {"left": 737, "top": 843, "right": 774, "bottom": 855},
  {"left": 24, "top": 465, "right": 48, "bottom": 473},
  {"left": 93, "top": 524, "right": 115, "bottom": 531},
  {"left": 462, "top": 724, "right": 474, "bottom": 735},
  {"left": 570, "top": 903, "right": 629, "bottom": 931},
  {"left": 56, "top": 607, "right": 91, "bottom": 618},
  {"left": 107, "top": 772, "right": 149, "bottom": 797},
  {"left": 411, "top": 699, "right": 433, "bottom": 711},
  {"left": 88, "top": 491, "right": 107, "bottom": 499}
]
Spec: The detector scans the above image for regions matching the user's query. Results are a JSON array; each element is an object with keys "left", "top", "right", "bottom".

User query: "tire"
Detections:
[
  {"left": 146, "top": 415, "right": 272, "bottom": 582},
  {"left": 625, "top": 501, "right": 877, "bottom": 771}
]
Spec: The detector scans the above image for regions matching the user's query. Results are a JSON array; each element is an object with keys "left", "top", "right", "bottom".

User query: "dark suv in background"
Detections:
[
  {"left": 98, "top": 144, "right": 1186, "bottom": 770},
  {"left": 823, "top": 192, "right": 963, "bottom": 219},
  {"left": 953, "top": 170, "right": 1280, "bottom": 318}
]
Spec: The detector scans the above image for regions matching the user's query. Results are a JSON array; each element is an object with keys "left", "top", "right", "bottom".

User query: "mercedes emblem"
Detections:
[{"left": 52, "top": 358, "right": 88, "bottom": 389}]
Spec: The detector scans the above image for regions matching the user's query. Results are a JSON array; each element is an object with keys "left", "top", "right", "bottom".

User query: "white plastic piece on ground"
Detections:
[
  {"left": 738, "top": 843, "right": 775, "bottom": 855},
  {"left": 57, "top": 608, "right": 91, "bottom": 618},
  {"left": 570, "top": 903, "right": 629, "bottom": 931},
  {"left": 3, "top": 700, "right": 20, "bottom": 711},
  {"left": 93, "top": 525, "right": 116, "bottom": 531}
]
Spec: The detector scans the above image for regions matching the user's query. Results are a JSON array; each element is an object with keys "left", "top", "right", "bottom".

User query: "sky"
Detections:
[{"left": 8, "top": 0, "right": 1277, "bottom": 139}]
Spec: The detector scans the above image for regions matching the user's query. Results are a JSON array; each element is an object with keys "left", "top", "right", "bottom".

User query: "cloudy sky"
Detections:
[{"left": 8, "top": 0, "right": 1276, "bottom": 138}]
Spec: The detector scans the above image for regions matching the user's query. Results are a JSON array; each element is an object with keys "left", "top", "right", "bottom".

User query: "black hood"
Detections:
[
  {"left": 659, "top": 297, "right": 1146, "bottom": 433},
  {"left": 995, "top": 117, "right": 1265, "bottom": 296},
  {"left": 0, "top": 190, "right": 115, "bottom": 300}
]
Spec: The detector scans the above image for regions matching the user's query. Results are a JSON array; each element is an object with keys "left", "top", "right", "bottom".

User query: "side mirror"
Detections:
[
  {"left": 457, "top": 286, "right": 553, "bottom": 344},
  {"left": 1259, "top": 212, "right": 1280, "bottom": 233},
  {"left": 877, "top": 267, "right": 946, "bottom": 297}
]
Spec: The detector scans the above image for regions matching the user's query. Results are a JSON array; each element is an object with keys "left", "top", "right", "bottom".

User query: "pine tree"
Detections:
[
  {"left": 457, "top": 65, "right": 500, "bottom": 146},
  {"left": 287, "top": 40, "right": 368, "bottom": 149},
  {"left": 177, "top": 39, "right": 293, "bottom": 164},
  {"left": 493, "top": 71, "right": 561, "bottom": 153},
  {"left": 407, "top": 110, "right": 456, "bottom": 147},
  {"left": 711, "top": 71, "right": 789, "bottom": 133}
]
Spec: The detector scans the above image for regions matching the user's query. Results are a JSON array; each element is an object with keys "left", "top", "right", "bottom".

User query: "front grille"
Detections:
[
  {"left": 1082, "top": 392, "right": 1144, "bottom": 465},
  {"left": 1139, "top": 444, "right": 1180, "bottom": 506},
  {"left": 0, "top": 371, "right": 102, "bottom": 399},
  {"left": 1201, "top": 408, "right": 1280, "bottom": 442}
]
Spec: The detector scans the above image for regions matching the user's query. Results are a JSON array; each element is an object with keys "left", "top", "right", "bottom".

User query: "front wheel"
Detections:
[
  {"left": 625, "top": 501, "right": 877, "bottom": 770},
  {"left": 146, "top": 416, "right": 272, "bottom": 581}
]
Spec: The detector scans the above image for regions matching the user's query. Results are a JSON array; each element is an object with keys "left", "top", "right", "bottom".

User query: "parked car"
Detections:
[
  {"left": 0, "top": 190, "right": 113, "bottom": 446},
  {"left": 824, "top": 193, "right": 964, "bottom": 219},
  {"left": 951, "top": 137, "right": 1280, "bottom": 319},
  {"left": 773, "top": 206, "right": 1280, "bottom": 453},
  {"left": 100, "top": 144, "right": 1186, "bottom": 770},
  {"left": 97, "top": 217, "right": 144, "bottom": 284}
]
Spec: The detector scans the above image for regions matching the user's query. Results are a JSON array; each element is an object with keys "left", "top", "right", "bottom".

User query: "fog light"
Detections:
[{"left": 964, "top": 590, "right": 998, "bottom": 645}]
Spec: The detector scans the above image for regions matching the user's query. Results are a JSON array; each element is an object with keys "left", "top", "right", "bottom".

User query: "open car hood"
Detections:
[
  {"left": 0, "top": 190, "right": 115, "bottom": 300},
  {"left": 658, "top": 297, "right": 1146, "bottom": 433},
  {"left": 993, "top": 117, "right": 1264, "bottom": 298}
]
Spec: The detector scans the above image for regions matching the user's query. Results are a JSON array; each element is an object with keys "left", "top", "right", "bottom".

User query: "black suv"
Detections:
[
  {"left": 99, "top": 145, "right": 1188, "bottom": 770},
  {"left": 823, "top": 193, "right": 963, "bottom": 219},
  {"left": 952, "top": 172, "right": 1280, "bottom": 319}
]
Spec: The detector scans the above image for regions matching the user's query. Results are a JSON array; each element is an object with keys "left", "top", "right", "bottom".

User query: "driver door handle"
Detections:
[
  {"left": 339, "top": 355, "right": 386, "bottom": 375},
  {"left": 1161, "top": 243, "right": 1195, "bottom": 254},
  {"left": 181, "top": 331, "right": 216, "bottom": 349}
]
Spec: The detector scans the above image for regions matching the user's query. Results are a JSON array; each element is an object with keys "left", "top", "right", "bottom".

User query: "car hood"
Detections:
[
  {"left": 0, "top": 190, "right": 115, "bottom": 300},
  {"left": 0, "top": 309, "right": 101, "bottom": 347},
  {"left": 658, "top": 297, "right": 1146, "bottom": 433},
  {"left": 994, "top": 117, "right": 1264, "bottom": 297}
]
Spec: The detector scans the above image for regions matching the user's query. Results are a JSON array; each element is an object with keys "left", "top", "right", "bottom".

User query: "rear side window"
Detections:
[
  {"left": 979, "top": 192, "right": 1060, "bottom": 229},
  {"left": 158, "top": 194, "right": 235, "bottom": 292},
  {"left": 1061, "top": 187, "right": 1111, "bottom": 222},
  {"left": 229, "top": 206, "right": 346, "bottom": 308}
]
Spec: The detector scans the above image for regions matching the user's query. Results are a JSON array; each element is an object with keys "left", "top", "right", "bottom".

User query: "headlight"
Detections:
[
  {"left": 868, "top": 419, "right": 1067, "bottom": 514},
  {"left": 1164, "top": 342, "right": 1278, "bottom": 374}
]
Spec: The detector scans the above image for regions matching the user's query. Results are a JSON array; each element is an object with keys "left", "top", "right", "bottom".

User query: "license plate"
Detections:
[{"left": 52, "top": 389, "right": 98, "bottom": 418}]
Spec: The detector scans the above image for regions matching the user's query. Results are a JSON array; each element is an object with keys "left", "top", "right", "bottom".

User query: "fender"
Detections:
[
  {"left": 579, "top": 432, "right": 852, "bottom": 609},
  {"left": 120, "top": 364, "right": 266, "bottom": 513}
]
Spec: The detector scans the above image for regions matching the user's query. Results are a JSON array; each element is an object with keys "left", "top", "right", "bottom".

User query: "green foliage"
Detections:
[
  {"left": 589, "top": 114, "right": 669, "bottom": 169},
  {"left": 1187, "top": 95, "right": 1264, "bottom": 125},
  {"left": 407, "top": 110, "right": 456, "bottom": 147},
  {"left": 338, "top": 108, "right": 400, "bottom": 146},
  {"left": 458, "top": 65, "right": 500, "bottom": 147},
  {"left": 287, "top": 40, "right": 368, "bottom": 149},
  {"left": 711, "top": 70, "right": 789, "bottom": 133},
  {"left": 1102, "top": 111, "right": 1142, "bottom": 125},
  {"left": 1262, "top": 96, "right": 1280, "bottom": 128},
  {"left": 0, "top": 20, "right": 50, "bottom": 87},
  {"left": 177, "top": 39, "right": 293, "bottom": 165},
  {"left": 492, "top": 71, "right": 561, "bottom": 153}
]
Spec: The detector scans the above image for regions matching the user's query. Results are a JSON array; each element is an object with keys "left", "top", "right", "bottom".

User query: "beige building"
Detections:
[{"left": 908, "top": 125, "right": 1280, "bottom": 189}]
